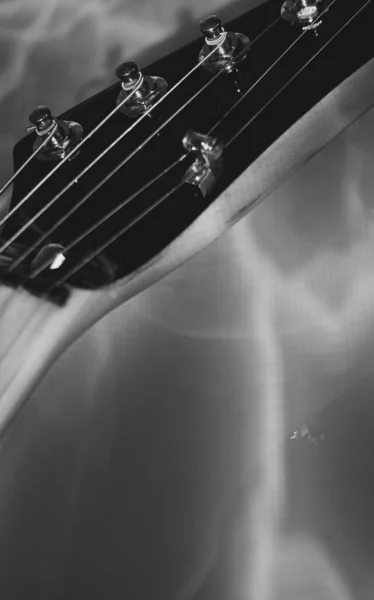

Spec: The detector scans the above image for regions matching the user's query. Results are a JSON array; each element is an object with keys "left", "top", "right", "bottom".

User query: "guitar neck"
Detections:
[
  {"left": 4, "top": 0, "right": 373, "bottom": 302},
  {"left": 1, "top": 52, "right": 374, "bottom": 440}
]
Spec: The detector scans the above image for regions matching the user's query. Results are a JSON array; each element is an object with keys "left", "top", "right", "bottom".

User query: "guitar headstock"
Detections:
[{"left": 0, "top": 0, "right": 373, "bottom": 305}]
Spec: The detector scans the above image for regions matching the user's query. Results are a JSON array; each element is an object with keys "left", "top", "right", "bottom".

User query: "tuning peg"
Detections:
[
  {"left": 198, "top": 15, "right": 251, "bottom": 74},
  {"left": 115, "top": 60, "right": 168, "bottom": 118},
  {"left": 115, "top": 61, "right": 142, "bottom": 90},
  {"left": 281, "top": 0, "right": 326, "bottom": 31},
  {"left": 182, "top": 130, "right": 224, "bottom": 197},
  {"left": 199, "top": 15, "right": 225, "bottom": 42},
  {"left": 27, "top": 104, "right": 83, "bottom": 162},
  {"left": 29, "top": 105, "right": 54, "bottom": 132}
]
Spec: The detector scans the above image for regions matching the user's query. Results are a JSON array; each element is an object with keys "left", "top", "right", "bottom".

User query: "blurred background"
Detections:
[{"left": 1, "top": 0, "right": 374, "bottom": 598}]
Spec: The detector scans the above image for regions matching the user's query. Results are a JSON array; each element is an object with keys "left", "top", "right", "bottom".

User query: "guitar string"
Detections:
[
  {"left": 0, "top": 4, "right": 369, "bottom": 444},
  {"left": 207, "top": 3, "right": 336, "bottom": 135},
  {"left": 40, "top": 0, "right": 366, "bottom": 293},
  {"left": 28, "top": 155, "right": 188, "bottom": 279},
  {"left": 0, "top": 74, "right": 146, "bottom": 201},
  {"left": 0, "top": 69, "right": 150, "bottom": 225},
  {"left": 2, "top": 0, "right": 336, "bottom": 288},
  {"left": 225, "top": 0, "right": 372, "bottom": 146},
  {"left": 0, "top": 15, "right": 282, "bottom": 264},
  {"left": 21, "top": 0, "right": 334, "bottom": 279},
  {"left": 0, "top": 19, "right": 282, "bottom": 343},
  {"left": 6, "top": 6, "right": 330, "bottom": 277},
  {"left": 0, "top": 27, "right": 234, "bottom": 242},
  {"left": 0, "top": 0, "right": 365, "bottom": 382},
  {"left": 0, "top": 123, "right": 59, "bottom": 198}
]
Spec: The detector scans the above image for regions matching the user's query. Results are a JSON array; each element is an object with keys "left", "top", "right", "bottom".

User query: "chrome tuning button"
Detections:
[
  {"left": 27, "top": 105, "right": 83, "bottom": 162},
  {"left": 281, "top": 0, "right": 326, "bottom": 31},
  {"left": 182, "top": 130, "right": 224, "bottom": 197},
  {"left": 115, "top": 61, "right": 168, "bottom": 118},
  {"left": 198, "top": 15, "right": 251, "bottom": 74}
]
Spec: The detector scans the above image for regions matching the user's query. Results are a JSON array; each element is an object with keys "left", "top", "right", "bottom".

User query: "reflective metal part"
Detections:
[
  {"left": 182, "top": 130, "right": 224, "bottom": 197},
  {"left": 290, "top": 414, "right": 325, "bottom": 446},
  {"left": 281, "top": 0, "right": 327, "bottom": 31},
  {"left": 198, "top": 15, "right": 251, "bottom": 74},
  {"left": 31, "top": 243, "right": 67, "bottom": 272},
  {"left": 28, "top": 105, "right": 83, "bottom": 162},
  {"left": 115, "top": 61, "right": 168, "bottom": 118}
]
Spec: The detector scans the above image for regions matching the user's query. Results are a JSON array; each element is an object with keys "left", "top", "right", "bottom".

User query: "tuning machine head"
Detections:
[
  {"left": 281, "top": 0, "right": 326, "bottom": 31},
  {"left": 27, "top": 105, "right": 83, "bottom": 162},
  {"left": 198, "top": 15, "right": 251, "bottom": 74},
  {"left": 182, "top": 130, "right": 224, "bottom": 197},
  {"left": 115, "top": 60, "right": 168, "bottom": 117}
]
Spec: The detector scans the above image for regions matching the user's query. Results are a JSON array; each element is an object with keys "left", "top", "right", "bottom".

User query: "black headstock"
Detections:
[{"left": 0, "top": 0, "right": 373, "bottom": 304}]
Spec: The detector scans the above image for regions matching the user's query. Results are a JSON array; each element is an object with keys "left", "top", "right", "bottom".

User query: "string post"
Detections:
[
  {"left": 281, "top": 0, "right": 326, "bottom": 31},
  {"left": 115, "top": 61, "right": 168, "bottom": 118},
  {"left": 182, "top": 130, "right": 223, "bottom": 197},
  {"left": 198, "top": 15, "right": 251, "bottom": 74},
  {"left": 28, "top": 105, "right": 83, "bottom": 162},
  {"left": 31, "top": 243, "right": 67, "bottom": 273}
]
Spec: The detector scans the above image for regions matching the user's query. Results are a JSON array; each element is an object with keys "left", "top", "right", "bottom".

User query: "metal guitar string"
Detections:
[
  {"left": 224, "top": 0, "right": 371, "bottom": 146},
  {"left": 0, "top": 2, "right": 368, "bottom": 449},
  {"left": 0, "top": 71, "right": 147, "bottom": 232},
  {"left": 207, "top": 0, "right": 337, "bottom": 135},
  {"left": 38, "top": 0, "right": 366, "bottom": 293},
  {"left": 1, "top": 14, "right": 282, "bottom": 269},
  {"left": 24, "top": 1, "right": 333, "bottom": 279},
  {"left": 0, "top": 39, "right": 226, "bottom": 247},
  {"left": 7, "top": 1, "right": 337, "bottom": 284},
  {"left": 0, "top": 31, "right": 236, "bottom": 254},
  {"left": 0, "top": 32, "right": 237, "bottom": 250},
  {"left": 0, "top": 123, "right": 58, "bottom": 198},
  {"left": 28, "top": 155, "right": 188, "bottom": 279},
  {"left": 0, "top": 18, "right": 283, "bottom": 424}
]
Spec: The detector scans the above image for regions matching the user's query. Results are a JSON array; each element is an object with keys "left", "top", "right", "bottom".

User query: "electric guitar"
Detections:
[{"left": 0, "top": 0, "right": 373, "bottom": 441}]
